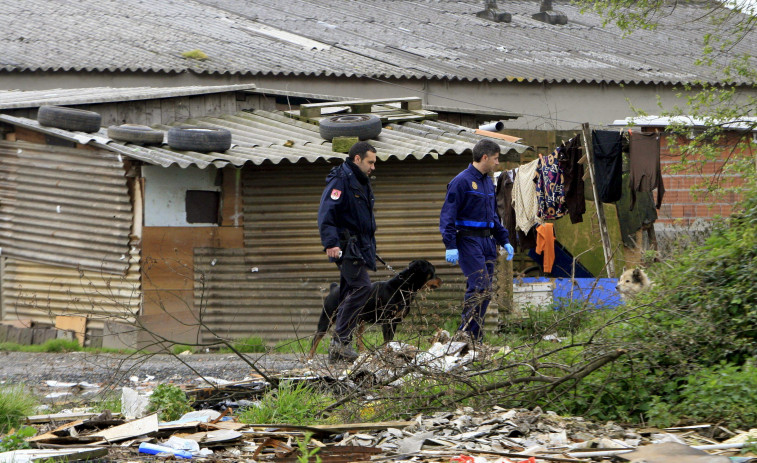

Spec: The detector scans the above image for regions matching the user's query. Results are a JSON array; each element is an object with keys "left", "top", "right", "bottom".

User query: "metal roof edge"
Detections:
[{"left": 0, "top": 84, "right": 258, "bottom": 110}]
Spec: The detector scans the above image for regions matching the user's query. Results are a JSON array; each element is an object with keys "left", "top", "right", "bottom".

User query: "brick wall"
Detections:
[{"left": 654, "top": 130, "right": 752, "bottom": 226}]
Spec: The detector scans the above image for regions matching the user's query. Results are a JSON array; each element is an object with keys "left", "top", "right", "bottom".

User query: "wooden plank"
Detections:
[
  {"left": 581, "top": 122, "right": 615, "bottom": 278},
  {"left": 173, "top": 97, "right": 191, "bottom": 123},
  {"left": 301, "top": 97, "right": 422, "bottom": 110},
  {"left": 32, "top": 327, "right": 57, "bottom": 345},
  {"left": 144, "top": 99, "right": 163, "bottom": 126},
  {"left": 188, "top": 95, "right": 206, "bottom": 119},
  {"left": 160, "top": 99, "right": 176, "bottom": 125},
  {"left": 117, "top": 101, "right": 147, "bottom": 126},
  {"left": 90, "top": 413, "right": 158, "bottom": 442},
  {"left": 0, "top": 447, "right": 108, "bottom": 463},
  {"left": 28, "top": 419, "right": 84, "bottom": 441},
  {"left": 55, "top": 316, "right": 87, "bottom": 346},
  {"left": 27, "top": 413, "right": 99, "bottom": 424}
]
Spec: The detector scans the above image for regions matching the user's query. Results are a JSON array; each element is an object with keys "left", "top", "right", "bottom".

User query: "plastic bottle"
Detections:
[{"left": 138, "top": 442, "right": 193, "bottom": 459}]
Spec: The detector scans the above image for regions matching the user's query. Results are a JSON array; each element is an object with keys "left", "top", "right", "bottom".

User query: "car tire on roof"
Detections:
[
  {"left": 107, "top": 124, "right": 165, "bottom": 145},
  {"left": 319, "top": 114, "right": 382, "bottom": 142},
  {"left": 166, "top": 126, "right": 232, "bottom": 153},
  {"left": 37, "top": 105, "right": 102, "bottom": 133}
]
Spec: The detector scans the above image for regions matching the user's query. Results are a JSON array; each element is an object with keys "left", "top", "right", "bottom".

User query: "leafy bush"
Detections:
[
  {"left": 0, "top": 426, "right": 35, "bottom": 451},
  {"left": 0, "top": 386, "right": 37, "bottom": 434},
  {"left": 676, "top": 361, "right": 757, "bottom": 428},
  {"left": 146, "top": 384, "right": 192, "bottom": 421},
  {"left": 239, "top": 381, "right": 331, "bottom": 425},
  {"left": 551, "top": 181, "right": 757, "bottom": 425}
]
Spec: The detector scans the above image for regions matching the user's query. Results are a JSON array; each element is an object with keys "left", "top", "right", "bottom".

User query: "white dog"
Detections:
[{"left": 616, "top": 268, "right": 652, "bottom": 300}]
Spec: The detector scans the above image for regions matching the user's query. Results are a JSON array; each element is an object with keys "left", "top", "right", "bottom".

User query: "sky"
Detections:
[{"left": 724, "top": 0, "right": 757, "bottom": 14}]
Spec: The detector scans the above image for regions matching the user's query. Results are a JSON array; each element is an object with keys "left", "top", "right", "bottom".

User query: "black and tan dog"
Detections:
[{"left": 309, "top": 259, "right": 442, "bottom": 359}]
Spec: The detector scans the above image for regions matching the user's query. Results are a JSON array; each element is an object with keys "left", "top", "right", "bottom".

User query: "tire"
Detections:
[
  {"left": 107, "top": 124, "right": 165, "bottom": 145},
  {"left": 37, "top": 105, "right": 102, "bottom": 133},
  {"left": 319, "top": 114, "right": 382, "bottom": 141},
  {"left": 166, "top": 126, "right": 232, "bottom": 153}
]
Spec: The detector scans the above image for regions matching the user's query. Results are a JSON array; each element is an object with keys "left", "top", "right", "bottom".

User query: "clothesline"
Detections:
[{"left": 495, "top": 129, "right": 664, "bottom": 277}]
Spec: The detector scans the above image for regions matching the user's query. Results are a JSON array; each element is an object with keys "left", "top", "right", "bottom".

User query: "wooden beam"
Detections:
[{"left": 580, "top": 123, "right": 616, "bottom": 278}]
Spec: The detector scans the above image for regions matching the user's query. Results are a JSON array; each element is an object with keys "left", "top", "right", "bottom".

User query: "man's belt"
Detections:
[{"left": 457, "top": 228, "right": 492, "bottom": 237}]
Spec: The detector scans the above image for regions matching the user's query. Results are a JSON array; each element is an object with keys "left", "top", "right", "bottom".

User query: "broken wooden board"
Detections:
[
  {"left": 176, "top": 429, "right": 243, "bottom": 445},
  {"left": 54, "top": 316, "right": 87, "bottom": 346},
  {"left": 27, "top": 412, "right": 100, "bottom": 424},
  {"left": 617, "top": 443, "right": 730, "bottom": 463},
  {"left": 0, "top": 447, "right": 108, "bottom": 463},
  {"left": 243, "top": 420, "right": 414, "bottom": 436},
  {"left": 28, "top": 420, "right": 85, "bottom": 443},
  {"left": 90, "top": 413, "right": 158, "bottom": 442}
]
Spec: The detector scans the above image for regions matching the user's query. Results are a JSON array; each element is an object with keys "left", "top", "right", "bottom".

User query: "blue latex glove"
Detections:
[
  {"left": 504, "top": 243, "right": 514, "bottom": 261},
  {"left": 445, "top": 249, "right": 459, "bottom": 265}
]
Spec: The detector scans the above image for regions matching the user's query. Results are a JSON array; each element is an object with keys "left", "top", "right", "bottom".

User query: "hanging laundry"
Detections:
[
  {"left": 535, "top": 148, "right": 567, "bottom": 220},
  {"left": 496, "top": 170, "right": 516, "bottom": 236},
  {"left": 535, "top": 223, "right": 556, "bottom": 274},
  {"left": 629, "top": 131, "right": 665, "bottom": 210},
  {"left": 559, "top": 136, "right": 586, "bottom": 224},
  {"left": 497, "top": 170, "right": 536, "bottom": 250},
  {"left": 512, "top": 158, "right": 542, "bottom": 234},
  {"left": 592, "top": 130, "right": 624, "bottom": 203}
]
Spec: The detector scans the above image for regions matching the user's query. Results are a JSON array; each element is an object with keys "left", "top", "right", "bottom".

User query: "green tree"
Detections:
[{"left": 579, "top": 0, "right": 756, "bottom": 187}]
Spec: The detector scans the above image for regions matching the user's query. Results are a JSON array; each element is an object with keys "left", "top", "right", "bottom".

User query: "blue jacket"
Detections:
[
  {"left": 318, "top": 161, "right": 377, "bottom": 271},
  {"left": 440, "top": 164, "right": 509, "bottom": 249}
]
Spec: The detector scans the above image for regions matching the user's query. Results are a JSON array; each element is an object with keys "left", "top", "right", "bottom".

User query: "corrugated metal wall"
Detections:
[
  {"left": 0, "top": 140, "right": 132, "bottom": 274},
  {"left": 196, "top": 155, "right": 506, "bottom": 344},
  {"left": 1, "top": 245, "right": 141, "bottom": 331}
]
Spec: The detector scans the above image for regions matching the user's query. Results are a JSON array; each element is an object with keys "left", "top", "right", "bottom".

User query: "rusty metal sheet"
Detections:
[
  {"left": 0, "top": 140, "right": 132, "bottom": 274},
  {"left": 195, "top": 155, "right": 500, "bottom": 345}
]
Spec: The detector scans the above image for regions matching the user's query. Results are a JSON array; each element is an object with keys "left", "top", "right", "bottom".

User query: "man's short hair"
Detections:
[
  {"left": 472, "top": 139, "right": 501, "bottom": 162},
  {"left": 348, "top": 141, "right": 376, "bottom": 161}
]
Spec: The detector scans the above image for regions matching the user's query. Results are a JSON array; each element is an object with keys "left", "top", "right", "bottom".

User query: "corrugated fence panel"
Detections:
[
  {"left": 0, "top": 140, "right": 132, "bottom": 274},
  {"left": 198, "top": 155, "right": 504, "bottom": 344},
  {"left": 1, "top": 246, "right": 141, "bottom": 331}
]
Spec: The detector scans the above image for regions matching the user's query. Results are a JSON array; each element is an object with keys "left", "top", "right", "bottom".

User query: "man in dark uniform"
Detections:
[
  {"left": 318, "top": 141, "right": 378, "bottom": 363},
  {"left": 440, "top": 139, "right": 514, "bottom": 342}
]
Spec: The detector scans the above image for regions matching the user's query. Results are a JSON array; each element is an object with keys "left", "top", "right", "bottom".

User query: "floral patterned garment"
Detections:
[{"left": 536, "top": 147, "right": 568, "bottom": 220}]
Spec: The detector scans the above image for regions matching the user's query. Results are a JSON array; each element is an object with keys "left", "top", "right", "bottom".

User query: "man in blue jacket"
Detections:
[
  {"left": 440, "top": 139, "right": 514, "bottom": 342},
  {"left": 318, "top": 142, "right": 378, "bottom": 363}
]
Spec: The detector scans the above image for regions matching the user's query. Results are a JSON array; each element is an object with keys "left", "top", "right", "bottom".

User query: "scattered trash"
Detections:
[
  {"left": 138, "top": 442, "right": 193, "bottom": 459},
  {"left": 121, "top": 387, "right": 150, "bottom": 419}
]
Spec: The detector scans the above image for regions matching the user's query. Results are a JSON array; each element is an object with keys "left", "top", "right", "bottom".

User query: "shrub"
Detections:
[
  {"left": 0, "top": 385, "right": 37, "bottom": 434},
  {"left": 146, "top": 384, "right": 192, "bottom": 421},
  {"left": 239, "top": 381, "right": 331, "bottom": 425},
  {"left": 0, "top": 426, "right": 35, "bottom": 451},
  {"left": 551, "top": 181, "right": 757, "bottom": 424}
]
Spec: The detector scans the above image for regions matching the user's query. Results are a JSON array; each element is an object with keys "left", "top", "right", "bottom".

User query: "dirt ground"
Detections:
[{"left": 0, "top": 350, "right": 314, "bottom": 387}]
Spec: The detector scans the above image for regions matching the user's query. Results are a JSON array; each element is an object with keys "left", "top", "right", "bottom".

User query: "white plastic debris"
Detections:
[
  {"left": 163, "top": 436, "right": 200, "bottom": 454},
  {"left": 121, "top": 386, "right": 149, "bottom": 419}
]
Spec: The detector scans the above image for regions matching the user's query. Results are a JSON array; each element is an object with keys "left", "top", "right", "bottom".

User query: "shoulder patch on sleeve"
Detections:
[{"left": 330, "top": 189, "right": 342, "bottom": 200}]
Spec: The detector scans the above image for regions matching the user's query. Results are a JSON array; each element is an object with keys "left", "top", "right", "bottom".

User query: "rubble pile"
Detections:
[
  {"left": 1, "top": 340, "right": 754, "bottom": 462},
  {"left": 2, "top": 393, "right": 755, "bottom": 463}
]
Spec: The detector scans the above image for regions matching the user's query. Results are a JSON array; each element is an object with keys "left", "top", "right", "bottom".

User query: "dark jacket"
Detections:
[
  {"left": 440, "top": 164, "right": 510, "bottom": 250},
  {"left": 318, "top": 161, "right": 377, "bottom": 271}
]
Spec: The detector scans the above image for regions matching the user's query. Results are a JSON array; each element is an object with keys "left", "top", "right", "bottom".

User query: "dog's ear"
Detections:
[{"left": 632, "top": 268, "right": 643, "bottom": 283}]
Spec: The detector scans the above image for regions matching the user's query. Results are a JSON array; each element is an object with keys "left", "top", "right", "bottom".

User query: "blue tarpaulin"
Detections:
[{"left": 516, "top": 277, "right": 623, "bottom": 309}]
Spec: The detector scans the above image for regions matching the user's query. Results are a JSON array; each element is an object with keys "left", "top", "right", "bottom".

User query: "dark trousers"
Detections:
[
  {"left": 457, "top": 235, "right": 497, "bottom": 341},
  {"left": 333, "top": 258, "right": 372, "bottom": 344}
]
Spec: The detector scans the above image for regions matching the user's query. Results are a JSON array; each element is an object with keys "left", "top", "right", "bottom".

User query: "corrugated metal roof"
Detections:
[
  {"left": 1, "top": 0, "right": 753, "bottom": 85},
  {"left": 0, "top": 110, "right": 530, "bottom": 169},
  {"left": 612, "top": 115, "right": 757, "bottom": 131},
  {"left": 0, "top": 84, "right": 257, "bottom": 110}
]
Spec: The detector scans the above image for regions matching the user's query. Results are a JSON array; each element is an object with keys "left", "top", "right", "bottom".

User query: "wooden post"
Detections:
[{"left": 580, "top": 123, "right": 616, "bottom": 278}]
